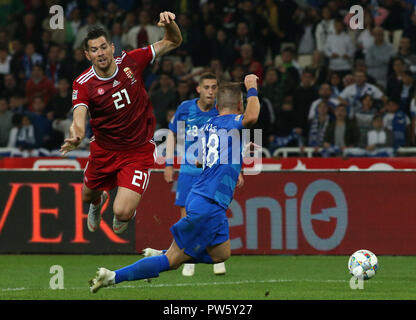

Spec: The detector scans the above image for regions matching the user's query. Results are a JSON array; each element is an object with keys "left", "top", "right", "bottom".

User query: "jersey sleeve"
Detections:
[
  {"left": 72, "top": 81, "right": 89, "bottom": 111},
  {"left": 127, "top": 45, "right": 156, "bottom": 73}
]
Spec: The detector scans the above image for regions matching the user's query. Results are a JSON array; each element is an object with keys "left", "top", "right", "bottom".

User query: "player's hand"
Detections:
[
  {"left": 244, "top": 74, "right": 259, "bottom": 90},
  {"left": 157, "top": 11, "right": 176, "bottom": 27},
  {"left": 164, "top": 166, "right": 174, "bottom": 183},
  {"left": 60, "top": 136, "right": 81, "bottom": 156},
  {"left": 236, "top": 173, "right": 244, "bottom": 188}
]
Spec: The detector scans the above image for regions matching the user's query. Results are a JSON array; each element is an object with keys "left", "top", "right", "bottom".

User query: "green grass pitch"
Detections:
[{"left": 1, "top": 254, "right": 415, "bottom": 300}]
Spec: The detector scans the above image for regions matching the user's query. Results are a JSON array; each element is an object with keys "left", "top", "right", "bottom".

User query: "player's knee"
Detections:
[
  {"left": 113, "top": 206, "right": 134, "bottom": 221},
  {"left": 211, "top": 250, "right": 231, "bottom": 264}
]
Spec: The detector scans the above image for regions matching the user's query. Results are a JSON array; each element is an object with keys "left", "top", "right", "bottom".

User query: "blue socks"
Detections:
[{"left": 114, "top": 255, "right": 170, "bottom": 284}]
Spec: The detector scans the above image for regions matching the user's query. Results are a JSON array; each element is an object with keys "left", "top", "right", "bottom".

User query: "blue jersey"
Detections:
[
  {"left": 191, "top": 114, "right": 244, "bottom": 209},
  {"left": 169, "top": 98, "right": 218, "bottom": 176}
]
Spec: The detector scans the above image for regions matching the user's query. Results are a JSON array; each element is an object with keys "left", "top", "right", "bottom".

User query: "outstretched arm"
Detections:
[
  {"left": 60, "top": 106, "right": 87, "bottom": 156},
  {"left": 153, "top": 12, "right": 182, "bottom": 58},
  {"left": 242, "top": 74, "right": 261, "bottom": 128}
]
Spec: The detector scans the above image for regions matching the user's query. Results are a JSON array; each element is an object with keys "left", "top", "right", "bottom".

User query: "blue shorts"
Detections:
[
  {"left": 170, "top": 192, "right": 229, "bottom": 259},
  {"left": 175, "top": 173, "right": 200, "bottom": 207}
]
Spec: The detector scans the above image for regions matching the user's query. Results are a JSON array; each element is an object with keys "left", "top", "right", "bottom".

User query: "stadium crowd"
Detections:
[{"left": 1, "top": 0, "right": 416, "bottom": 157}]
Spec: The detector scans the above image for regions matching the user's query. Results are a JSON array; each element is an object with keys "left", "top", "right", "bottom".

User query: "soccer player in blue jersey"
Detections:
[
  {"left": 88, "top": 74, "right": 260, "bottom": 293},
  {"left": 164, "top": 72, "right": 223, "bottom": 276}
]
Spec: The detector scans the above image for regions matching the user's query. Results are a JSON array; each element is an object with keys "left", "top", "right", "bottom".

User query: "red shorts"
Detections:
[{"left": 84, "top": 140, "right": 156, "bottom": 195}]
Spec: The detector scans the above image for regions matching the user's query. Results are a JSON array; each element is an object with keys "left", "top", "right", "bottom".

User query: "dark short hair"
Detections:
[
  {"left": 83, "top": 27, "right": 110, "bottom": 51},
  {"left": 198, "top": 72, "right": 217, "bottom": 85}
]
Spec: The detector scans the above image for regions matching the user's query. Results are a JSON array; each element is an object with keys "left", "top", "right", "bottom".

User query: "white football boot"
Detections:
[
  {"left": 182, "top": 263, "right": 195, "bottom": 276},
  {"left": 213, "top": 262, "right": 226, "bottom": 275},
  {"left": 89, "top": 267, "right": 116, "bottom": 293},
  {"left": 142, "top": 248, "right": 164, "bottom": 257},
  {"left": 87, "top": 191, "right": 109, "bottom": 232}
]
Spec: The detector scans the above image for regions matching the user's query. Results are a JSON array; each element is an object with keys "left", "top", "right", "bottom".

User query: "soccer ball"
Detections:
[{"left": 348, "top": 249, "right": 378, "bottom": 280}]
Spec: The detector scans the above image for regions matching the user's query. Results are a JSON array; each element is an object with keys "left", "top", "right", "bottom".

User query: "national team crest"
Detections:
[
  {"left": 124, "top": 67, "right": 136, "bottom": 85},
  {"left": 97, "top": 88, "right": 105, "bottom": 95},
  {"left": 72, "top": 90, "right": 78, "bottom": 100}
]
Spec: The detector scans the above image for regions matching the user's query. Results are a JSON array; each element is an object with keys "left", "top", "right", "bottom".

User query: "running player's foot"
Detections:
[
  {"left": 213, "top": 262, "right": 226, "bottom": 275},
  {"left": 182, "top": 263, "right": 195, "bottom": 276},
  {"left": 113, "top": 211, "right": 136, "bottom": 234},
  {"left": 142, "top": 248, "right": 164, "bottom": 257},
  {"left": 87, "top": 191, "right": 109, "bottom": 232},
  {"left": 88, "top": 267, "right": 115, "bottom": 293}
]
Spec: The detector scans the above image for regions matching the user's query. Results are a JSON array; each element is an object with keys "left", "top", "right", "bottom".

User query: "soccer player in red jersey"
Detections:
[{"left": 60, "top": 12, "right": 182, "bottom": 234}]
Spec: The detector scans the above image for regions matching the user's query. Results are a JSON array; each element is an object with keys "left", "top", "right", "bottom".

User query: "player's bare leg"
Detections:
[
  {"left": 82, "top": 184, "right": 109, "bottom": 232},
  {"left": 112, "top": 186, "right": 141, "bottom": 234},
  {"left": 207, "top": 240, "right": 231, "bottom": 265}
]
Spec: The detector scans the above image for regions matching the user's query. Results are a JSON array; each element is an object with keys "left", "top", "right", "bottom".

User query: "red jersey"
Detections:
[{"left": 72, "top": 45, "right": 156, "bottom": 151}]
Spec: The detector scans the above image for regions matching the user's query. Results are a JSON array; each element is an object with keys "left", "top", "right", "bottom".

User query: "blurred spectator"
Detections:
[
  {"left": 229, "top": 64, "right": 245, "bottom": 82},
  {"left": 44, "top": 44, "right": 64, "bottom": 87},
  {"left": 21, "top": 42, "right": 43, "bottom": 80},
  {"left": 174, "top": 13, "right": 201, "bottom": 64},
  {"left": 26, "top": 96, "right": 55, "bottom": 149},
  {"left": 297, "top": 12, "right": 316, "bottom": 55},
  {"left": 365, "top": 115, "right": 394, "bottom": 156},
  {"left": 276, "top": 46, "right": 301, "bottom": 95},
  {"left": 260, "top": 67, "right": 286, "bottom": 113},
  {"left": 411, "top": 92, "right": 416, "bottom": 145},
  {"left": 292, "top": 68, "right": 319, "bottom": 137},
  {"left": 1, "top": 73, "right": 24, "bottom": 99},
  {"left": 0, "top": 97, "right": 12, "bottom": 147},
  {"left": 257, "top": 0, "right": 284, "bottom": 56},
  {"left": 101, "top": 1, "right": 124, "bottom": 28},
  {"left": 71, "top": 48, "right": 91, "bottom": 82},
  {"left": 208, "top": 58, "right": 230, "bottom": 83},
  {"left": 212, "top": 28, "right": 235, "bottom": 70},
  {"left": 230, "top": 21, "right": 256, "bottom": 62},
  {"left": 403, "top": 11, "right": 416, "bottom": 54},
  {"left": 0, "top": 46, "right": 11, "bottom": 75},
  {"left": 396, "top": 37, "right": 416, "bottom": 75},
  {"left": 110, "top": 22, "right": 123, "bottom": 57},
  {"left": 323, "top": 18, "right": 355, "bottom": 79},
  {"left": 8, "top": 95, "right": 26, "bottom": 114},
  {"left": 0, "top": 0, "right": 24, "bottom": 27},
  {"left": 354, "top": 61, "right": 376, "bottom": 86},
  {"left": 342, "top": 73, "right": 355, "bottom": 88},
  {"left": 383, "top": 99, "right": 411, "bottom": 148},
  {"left": 12, "top": 114, "right": 37, "bottom": 152},
  {"left": 173, "top": 80, "right": 195, "bottom": 107},
  {"left": 0, "top": 29, "right": 9, "bottom": 49},
  {"left": 315, "top": 6, "right": 335, "bottom": 53},
  {"left": 220, "top": 0, "right": 239, "bottom": 34},
  {"left": 68, "top": 7, "right": 82, "bottom": 36},
  {"left": 388, "top": 70, "right": 415, "bottom": 114},
  {"left": 25, "top": 64, "right": 56, "bottom": 110},
  {"left": 308, "top": 101, "right": 331, "bottom": 148},
  {"left": 381, "top": 0, "right": 405, "bottom": 32},
  {"left": 338, "top": 70, "right": 385, "bottom": 117},
  {"left": 123, "top": 10, "right": 163, "bottom": 50},
  {"left": 150, "top": 73, "right": 177, "bottom": 129},
  {"left": 355, "top": 9, "right": 375, "bottom": 58},
  {"left": 73, "top": 12, "right": 108, "bottom": 49},
  {"left": 365, "top": 26, "right": 396, "bottom": 88},
  {"left": 13, "top": 12, "right": 41, "bottom": 48},
  {"left": 47, "top": 78, "right": 72, "bottom": 120},
  {"left": 235, "top": 43, "right": 264, "bottom": 84},
  {"left": 268, "top": 101, "right": 303, "bottom": 152},
  {"left": 323, "top": 104, "right": 360, "bottom": 156},
  {"left": 327, "top": 71, "right": 342, "bottom": 97},
  {"left": 7, "top": 113, "right": 22, "bottom": 148},
  {"left": 310, "top": 51, "right": 329, "bottom": 86},
  {"left": 308, "top": 82, "right": 339, "bottom": 121},
  {"left": 355, "top": 94, "right": 378, "bottom": 147},
  {"left": 38, "top": 30, "right": 55, "bottom": 59},
  {"left": 195, "top": 23, "right": 217, "bottom": 67},
  {"left": 9, "top": 38, "right": 24, "bottom": 79}
]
